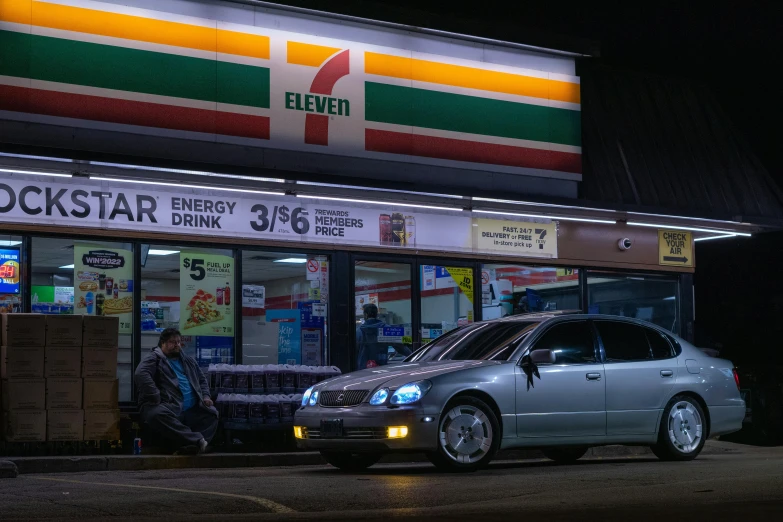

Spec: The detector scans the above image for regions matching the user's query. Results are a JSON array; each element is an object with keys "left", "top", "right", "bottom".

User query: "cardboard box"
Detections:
[
  {"left": 84, "top": 409, "right": 120, "bottom": 440},
  {"left": 1, "top": 314, "right": 47, "bottom": 347},
  {"left": 46, "top": 378, "right": 83, "bottom": 409},
  {"left": 1, "top": 345, "right": 44, "bottom": 378},
  {"left": 2, "top": 379, "right": 45, "bottom": 410},
  {"left": 45, "top": 315, "right": 83, "bottom": 347},
  {"left": 83, "top": 378, "right": 118, "bottom": 410},
  {"left": 82, "top": 345, "right": 118, "bottom": 378},
  {"left": 3, "top": 410, "right": 46, "bottom": 442},
  {"left": 82, "top": 316, "right": 119, "bottom": 348},
  {"left": 47, "top": 409, "right": 84, "bottom": 441},
  {"left": 45, "top": 346, "right": 82, "bottom": 378}
]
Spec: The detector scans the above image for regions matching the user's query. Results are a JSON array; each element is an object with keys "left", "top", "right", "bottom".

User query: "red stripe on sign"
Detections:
[
  {"left": 365, "top": 128, "right": 582, "bottom": 174},
  {"left": 304, "top": 113, "right": 329, "bottom": 145},
  {"left": 0, "top": 84, "right": 270, "bottom": 140}
]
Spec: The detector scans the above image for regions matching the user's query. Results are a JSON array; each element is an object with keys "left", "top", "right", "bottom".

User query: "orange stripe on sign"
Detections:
[
  {"left": 1, "top": 0, "right": 270, "bottom": 59},
  {"left": 0, "top": 0, "right": 32, "bottom": 24},
  {"left": 287, "top": 41, "right": 341, "bottom": 67},
  {"left": 365, "top": 52, "right": 580, "bottom": 104}
]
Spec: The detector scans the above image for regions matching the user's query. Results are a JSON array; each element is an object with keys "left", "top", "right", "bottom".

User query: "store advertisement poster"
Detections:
[
  {"left": 355, "top": 293, "right": 379, "bottom": 315},
  {"left": 301, "top": 328, "right": 323, "bottom": 366},
  {"left": 474, "top": 218, "right": 558, "bottom": 258},
  {"left": 74, "top": 245, "right": 133, "bottom": 333},
  {"left": 0, "top": 249, "right": 20, "bottom": 294},
  {"left": 267, "top": 309, "right": 302, "bottom": 364},
  {"left": 179, "top": 252, "right": 234, "bottom": 337},
  {"left": 242, "top": 285, "right": 266, "bottom": 309},
  {"left": 445, "top": 267, "right": 474, "bottom": 305}
]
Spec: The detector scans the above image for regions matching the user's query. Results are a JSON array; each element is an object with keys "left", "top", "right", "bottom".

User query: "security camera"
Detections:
[{"left": 618, "top": 238, "right": 632, "bottom": 251}]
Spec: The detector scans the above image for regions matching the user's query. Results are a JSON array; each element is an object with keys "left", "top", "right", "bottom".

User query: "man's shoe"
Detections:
[
  {"left": 197, "top": 438, "right": 208, "bottom": 454},
  {"left": 174, "top": 444, "right": 199, "bottom": 456}
]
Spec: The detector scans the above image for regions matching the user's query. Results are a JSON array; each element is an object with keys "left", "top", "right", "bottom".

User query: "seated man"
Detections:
[{"left": 134, "top": 327, "right": 218, "bottom": 454}]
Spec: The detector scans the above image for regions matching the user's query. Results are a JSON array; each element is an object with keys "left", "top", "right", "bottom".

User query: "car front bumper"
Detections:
[{"left": 294, "top": 404, "right": 440, "bottom": 452}]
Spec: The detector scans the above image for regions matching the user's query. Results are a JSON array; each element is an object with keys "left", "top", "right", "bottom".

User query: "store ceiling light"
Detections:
[
  {"left": 473, "top": 209, "right": 617, "bottom": 225},
  {"left": 59, "top": 264, "right": 75, "bottom": 269},
  {"left": 0, "top": 168, "right": 71, "bottom": 178},
  {"left": 89, "top": 176, "right": 284, "bottom": 196},
  {"left": 273, "top": 258, "right": 308, "bottom": 264},
  {"left": 296, "top": 195, "right": 463, "bottom": 212},
  {"left": 0, "top": 240, "right": 22, "bottom": 246},
  {"left": 627, "top": 222, "right": 751, "bottom": 236},
  {"left": 148, "top": 249, "right": 180, "bottom": 256},
  {"left": 694, "top": 234, "right": 739, "bottom": 242}
]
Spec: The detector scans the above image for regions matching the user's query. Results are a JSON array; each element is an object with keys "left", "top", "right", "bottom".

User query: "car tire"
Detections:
[
  {"left": 426, "top": 396, "right": 500, "bottom": 472},
  {"left": 651, "top": 395, "right": 707, "bottom": 461},
  {"left": 320, "top": 451, "right": 383, "bottom": 471},
  {"left": 541, "top": 447, "right": 588, "bottom": 463}
]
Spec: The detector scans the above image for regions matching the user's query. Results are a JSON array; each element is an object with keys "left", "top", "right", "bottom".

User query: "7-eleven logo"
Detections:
[{"left": 285, "top": 42, "right": 350, "bottom": 146}]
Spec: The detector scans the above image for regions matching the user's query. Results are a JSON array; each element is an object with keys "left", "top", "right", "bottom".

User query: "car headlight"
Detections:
[
  {"left": 390, "top": 381, "right": 432, "bottom": 405},
  {"left": 302, "top": 387, "right": 313, "bottom": 407},
  {"left": 369, "top": 388, "right": 389, "bottom": 405},
  {"left": 309, "top": 390, "right": 319, "bottom": 406}
]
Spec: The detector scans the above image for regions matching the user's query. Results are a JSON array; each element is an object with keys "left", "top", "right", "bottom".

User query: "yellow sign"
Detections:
[
  {"left": 658, "top": 230, "right": 693, "bottom": 267},
  {"left": 445, "top": 267, "right": 474, "bottom": 305},
  {"left": 401, "top": 336, "right": 413, "bottom": 345},
  {"left": 475, "top": 219, "right": 557, "bottom": 258}
]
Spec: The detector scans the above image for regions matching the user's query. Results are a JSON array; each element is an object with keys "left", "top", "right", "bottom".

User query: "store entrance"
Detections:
[{"left": 351, "top": 255, "right": 478, "bottom": 370}]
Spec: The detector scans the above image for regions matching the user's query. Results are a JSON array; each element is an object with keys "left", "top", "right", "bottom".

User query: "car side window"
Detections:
[
  {"left": 646, "top": 329, "right": 675, "bottom": 359},
  {"left": 532, "top": 321, "right": 596, "bottom": 364},
  {"left": 595, "top": 321, "right": 651, "bottom": 362}
]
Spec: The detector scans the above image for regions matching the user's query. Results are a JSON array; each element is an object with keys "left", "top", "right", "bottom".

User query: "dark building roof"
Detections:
[{"left": 580, "top": 63, "right": 783, "bottom": 225}]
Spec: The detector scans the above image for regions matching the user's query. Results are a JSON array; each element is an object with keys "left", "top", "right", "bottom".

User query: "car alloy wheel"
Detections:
[
  {"left": 667, "top": 400, "right": 704, "bottom": 454},
  {"left": 439, "top": 402, "right": 494, "bottom": 465}
]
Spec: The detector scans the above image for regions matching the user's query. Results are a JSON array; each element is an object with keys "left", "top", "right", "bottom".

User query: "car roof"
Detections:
[{"left": 487, "top": 312, "right": 674, "bottom": 333}]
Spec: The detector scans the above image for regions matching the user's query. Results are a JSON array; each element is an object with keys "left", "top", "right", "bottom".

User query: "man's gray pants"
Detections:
[{"left": 142, "top": 404, "right": 219, "bottom": 446}]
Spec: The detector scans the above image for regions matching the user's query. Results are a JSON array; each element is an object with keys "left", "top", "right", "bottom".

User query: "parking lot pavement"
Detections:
[{"left": 1, "top": 443, "right": 782, "bottom": 521}]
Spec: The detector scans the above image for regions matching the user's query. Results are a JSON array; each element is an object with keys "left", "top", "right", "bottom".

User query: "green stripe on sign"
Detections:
[
  {"left": 365, "top": 82, "right": 581, "bottom": 147},
  {"left": 0, "top": 30, "right": 269, "bottom": 108}
]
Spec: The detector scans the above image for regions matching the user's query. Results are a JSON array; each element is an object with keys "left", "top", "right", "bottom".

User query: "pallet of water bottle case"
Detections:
[{"left": 208, "top": 364, "right": 341, "bottom": 428}]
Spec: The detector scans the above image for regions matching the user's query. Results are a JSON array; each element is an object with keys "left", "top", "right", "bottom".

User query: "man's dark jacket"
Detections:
[{"left": 134, "top": 347, "right": 215, "bottom": 417}]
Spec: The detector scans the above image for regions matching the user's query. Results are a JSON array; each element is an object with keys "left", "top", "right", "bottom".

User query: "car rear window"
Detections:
[{"left": 405, "top": 321, "right": 539, "bottom": 362}]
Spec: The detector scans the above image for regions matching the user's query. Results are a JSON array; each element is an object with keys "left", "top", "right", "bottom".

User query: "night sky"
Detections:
[{"left": 280, "top": 0, "right": 782, "bottom": 188}]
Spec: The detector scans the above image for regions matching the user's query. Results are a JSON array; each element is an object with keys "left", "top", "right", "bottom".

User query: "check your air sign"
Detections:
[{"left": 658, "top": 229, "right": 693, "bottom": 267}]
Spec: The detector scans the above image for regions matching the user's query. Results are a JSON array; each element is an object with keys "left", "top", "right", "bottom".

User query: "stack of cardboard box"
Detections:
[{"left": 1, "top": 314, "right": 120, "bottom": 442}]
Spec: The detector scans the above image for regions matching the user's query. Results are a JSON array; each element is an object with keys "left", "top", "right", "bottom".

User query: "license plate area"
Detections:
[{"left": 321, "top": 419, "right": 344, "bottom": 439}]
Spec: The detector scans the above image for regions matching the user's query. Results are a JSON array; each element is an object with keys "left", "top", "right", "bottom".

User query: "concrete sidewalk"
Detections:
[{"left": 1, "top": 440, "right": 744, "bottom": 476}]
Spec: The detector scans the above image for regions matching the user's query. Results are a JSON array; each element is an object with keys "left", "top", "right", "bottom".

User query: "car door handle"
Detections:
[
  {"left": 586, "top": 373, "right": 602, "bottom": 381},
  {"left": 660, "top": 370, "right": 674, "bottom": 377}
]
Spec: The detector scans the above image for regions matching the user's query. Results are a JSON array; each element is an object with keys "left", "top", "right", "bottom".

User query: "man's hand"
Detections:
[{"left": 203, "top": 398, "right": 214, "bottom": 408}]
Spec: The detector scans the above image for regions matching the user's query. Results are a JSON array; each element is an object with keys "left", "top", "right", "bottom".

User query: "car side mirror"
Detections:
[{"left": 529, "top": 349, "right": 556, "bottom": 365}]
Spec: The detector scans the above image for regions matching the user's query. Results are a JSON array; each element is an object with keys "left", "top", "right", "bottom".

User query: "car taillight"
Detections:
[{"left": 733, "top": 368, "right": 741, "bottom": 391}]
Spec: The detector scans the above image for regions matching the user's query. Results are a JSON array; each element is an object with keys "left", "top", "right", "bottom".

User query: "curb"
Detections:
[{"left": 5, "top": 440, "right": 740, "bottom": 475}]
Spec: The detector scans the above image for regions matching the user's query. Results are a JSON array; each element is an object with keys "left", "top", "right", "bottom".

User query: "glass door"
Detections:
[{"left": 418, "top": 261, "right": 478, "bottom": 345}]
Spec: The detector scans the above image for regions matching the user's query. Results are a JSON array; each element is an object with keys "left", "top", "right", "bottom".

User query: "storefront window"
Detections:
[
  {"left": 242, "top": 252, "right": 328, "bottom": 366},
  {"left": 481, "top": 265, "right": 579, "bottom": 319},
  {"left": 0, "top": 234, "right": 23, "bottom": 313},
  {"left": 32, "top": 237, "right": 134, "bottom": 401},
  {"left": 420, "top": 265, "right": 475, "bottom": 342},
  {"left": 587, "top": 272, "right": 679, "bottom": 333},
  {"left": 354, "top": 261, "right": 412, "bottom": 368},
  {"left": 141, "top": 245, "right": 234, "bottom": 370}
]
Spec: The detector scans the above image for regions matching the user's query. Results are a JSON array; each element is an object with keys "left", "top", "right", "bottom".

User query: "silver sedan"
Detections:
[{"left": 294, "top": 313, "right": 745, "bottom": 471}]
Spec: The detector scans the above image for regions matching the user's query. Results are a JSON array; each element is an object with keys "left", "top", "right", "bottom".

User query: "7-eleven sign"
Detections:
[{"left": 284, "top": 42, "right": 350, "bottom": 146}]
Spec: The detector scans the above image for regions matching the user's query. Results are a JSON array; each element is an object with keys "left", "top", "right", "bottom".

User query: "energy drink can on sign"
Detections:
[
  {"left": 379, "top": 214, "right": 392, "bottom": 246},
  {"left": 391, "top": 213, "right": 406, "bottom": 246},
  {"left": 404, "top": 216, "right": 416, "bottom": 247}
]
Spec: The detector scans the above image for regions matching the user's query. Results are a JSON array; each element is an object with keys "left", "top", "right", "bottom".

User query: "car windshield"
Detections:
[{"left": 405, "top": 321, "right": 540, "bottom": 362}]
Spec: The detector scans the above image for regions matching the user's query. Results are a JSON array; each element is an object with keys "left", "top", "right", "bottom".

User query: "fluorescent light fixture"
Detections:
[
  {"left": 148, "top": 249, "right": 179, "bottom": 256},
  {"left": 627, "top": 222, "right": 751, "bottom": 237},
  {"left": 473, "top": 209, "right": 616, "bottom": 225},
  {"left": 0, "top": 240, "right": 22, "bottom": 246},
  {"left": 297, "top": 194, "right": 462, "bottom": 212},
  {"left": 89, "top": 176, "right": 284, "bottom": 196},
  {"left": 694, "top": 234, "right": 738, "bottom": 242},
  {"left": 628, "top": 211, "right": 745, "bottom": 225},
  {"left": 59, "top": 264, "right": 75, "bottom": 269},
  {"left": 90, "top": 162, "right": 285, "bottom": 183},
  {"left": 273, "top": 258, "right": 308, "bottom": 264},
  {"left": 296, "top": 181, "right": 463, "bottom": 199},
  {"left": 0, "top": 168, "right": 71, "bottom": 178}
]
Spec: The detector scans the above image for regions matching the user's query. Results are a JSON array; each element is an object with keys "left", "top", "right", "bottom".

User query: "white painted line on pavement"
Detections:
[{"left": 26, "top": 476, "right": 296, "bottom": 514}]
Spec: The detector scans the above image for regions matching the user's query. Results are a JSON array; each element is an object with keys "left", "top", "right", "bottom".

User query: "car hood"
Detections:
[{"left": 317, "top": 360, "right": 500, "bottom": 391}]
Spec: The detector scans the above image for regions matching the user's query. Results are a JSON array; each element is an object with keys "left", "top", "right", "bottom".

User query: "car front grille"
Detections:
[
  {"left": 319, "top": 390, "right": 368, "bottom": 407},
  {"left": 304, "top": 427, "right": 387, "bottom": 440}
]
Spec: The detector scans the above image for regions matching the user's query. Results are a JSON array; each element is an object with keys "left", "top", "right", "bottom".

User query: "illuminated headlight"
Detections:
[
  {"left": 390, "top": 381, "right": 432, "bottom": 405},
  {"left": 309, "top": 390, "right": 319, "bottom": 406},
  {"left": 302, "top": 387, "right": 313, "bottom": 407},
  {"left": 369, "top": 388, "right": 389, "bottom": 405}
]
